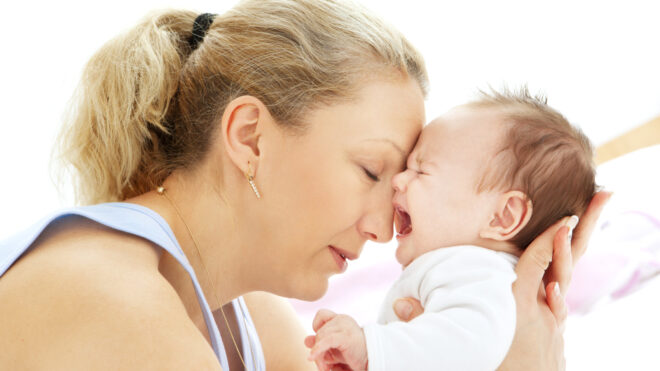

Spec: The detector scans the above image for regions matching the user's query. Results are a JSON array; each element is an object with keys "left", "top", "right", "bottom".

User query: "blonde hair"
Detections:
[
  {"left": 56, "top": 0, "right": 428, "bottom": 205},
  {"left": 470, "top": 87, "right": 596, "bottom": 248}
]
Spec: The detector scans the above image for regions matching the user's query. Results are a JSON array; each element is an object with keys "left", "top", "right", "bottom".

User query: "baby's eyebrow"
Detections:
[
  {"left": 404, "top": 151, "right": 419, "bottom": 169},
  {"left": 412, "top": 151, "right": 437, "bottom": 171}
]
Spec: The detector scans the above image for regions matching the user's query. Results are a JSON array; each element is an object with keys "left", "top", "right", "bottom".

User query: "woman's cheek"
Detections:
[
  {"left": 299, "top": 258, "right": 334, "bottom": 301},
  {"left": 324, "top": 170, "right": 366, "bottom": 226}
]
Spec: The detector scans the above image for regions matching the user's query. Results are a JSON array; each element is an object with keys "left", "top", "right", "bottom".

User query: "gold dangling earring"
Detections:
[{"left": 245, "top": 162, "right": 261, "bottom": 199}]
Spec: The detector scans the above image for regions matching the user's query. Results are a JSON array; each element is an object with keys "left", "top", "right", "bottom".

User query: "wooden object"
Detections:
[{"left": 595, "top": 116, "right": 660, "bottom": 165}]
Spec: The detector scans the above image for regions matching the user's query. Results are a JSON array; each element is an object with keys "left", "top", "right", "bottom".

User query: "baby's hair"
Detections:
[{"left": 469, "top": 86, "right": 597, "bottom": 249}]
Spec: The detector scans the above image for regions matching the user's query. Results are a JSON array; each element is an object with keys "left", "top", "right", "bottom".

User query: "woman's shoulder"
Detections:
[{"left": 0, "top": 215, "right": 221, "bottom": 370}]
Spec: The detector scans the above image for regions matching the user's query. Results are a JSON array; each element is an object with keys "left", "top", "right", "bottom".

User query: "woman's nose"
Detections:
[{"left": 357, "top": 187, "right": 395, "bottom": 243}]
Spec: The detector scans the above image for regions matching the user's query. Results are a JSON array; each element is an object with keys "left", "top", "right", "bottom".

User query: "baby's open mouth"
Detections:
[{"left": 394, "top": 206, "right": 412, "bottom": 237}]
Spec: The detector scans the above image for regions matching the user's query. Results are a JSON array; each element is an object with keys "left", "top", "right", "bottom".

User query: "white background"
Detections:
[
  {"left": 1, "top": 1, "right": 659, "bottom": 368},
  {"left": 1, "top": 0, "right": 658, "bottom": 235}
]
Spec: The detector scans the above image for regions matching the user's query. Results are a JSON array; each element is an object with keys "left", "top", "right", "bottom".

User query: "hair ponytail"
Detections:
[{"left": 56, "top": 10, "right": 197, "bottom": 204}]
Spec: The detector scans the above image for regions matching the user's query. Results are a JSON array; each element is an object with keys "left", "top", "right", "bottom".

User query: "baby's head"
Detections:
[{"left": 393, "top": 88, "right": 596, "bottom": 266}]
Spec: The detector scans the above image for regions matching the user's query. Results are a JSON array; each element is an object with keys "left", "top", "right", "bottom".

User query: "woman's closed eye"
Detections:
[{"left": 362, "top": 167, "right": 380, "bottom": 182}]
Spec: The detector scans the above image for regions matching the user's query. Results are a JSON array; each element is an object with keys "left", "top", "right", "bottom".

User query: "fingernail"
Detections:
[
  {"left": 553, "top": 282, "right": 561, "bottom": 297},
  {"left": 565, "top": 215, "right": 578, "bottom": 243},
  {"left": 394, "top": 300, "right": 412, "bottom": 320},
  {"left": 566, "top": 215, "right": 579, "bottom": 230}
]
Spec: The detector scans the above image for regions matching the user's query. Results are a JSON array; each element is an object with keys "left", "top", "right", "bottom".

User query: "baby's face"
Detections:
[{"left": 392, "top": 106, "right": 505, "bottom": 266}]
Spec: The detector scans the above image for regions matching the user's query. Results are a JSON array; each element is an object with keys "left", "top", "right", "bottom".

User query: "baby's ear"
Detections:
[{"left": 480, "top": 191, "right": 532, "bottom": 241}]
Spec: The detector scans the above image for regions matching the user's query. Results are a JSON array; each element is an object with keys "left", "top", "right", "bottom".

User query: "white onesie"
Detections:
[{"left": 363, "top": 245, "right": 518, "bottom": 371}]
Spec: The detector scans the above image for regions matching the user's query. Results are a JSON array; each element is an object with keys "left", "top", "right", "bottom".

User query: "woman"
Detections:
[{"left": 0, "top": 0, "right": 608, "bottom": 370}]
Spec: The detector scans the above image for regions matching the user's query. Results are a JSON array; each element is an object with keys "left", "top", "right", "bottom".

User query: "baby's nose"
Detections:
[{"left": 391, "top": 170, "right": 409, "bottom": 193}]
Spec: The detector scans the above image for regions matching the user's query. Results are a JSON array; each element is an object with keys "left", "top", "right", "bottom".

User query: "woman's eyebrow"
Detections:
[{"left": 362, "top": 138, "right": 406, "bottom": 161}]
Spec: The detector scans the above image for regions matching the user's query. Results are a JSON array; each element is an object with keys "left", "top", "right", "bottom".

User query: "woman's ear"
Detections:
[
  {"left": 480, "top": 191, "right": 533, "bottom": 241},
  {"left": 220, "top": 96, "right": 270, "bottom": 176}
]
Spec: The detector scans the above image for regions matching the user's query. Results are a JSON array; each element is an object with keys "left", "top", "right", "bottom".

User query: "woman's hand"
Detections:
[
  {"left": 392, "top": 298, "right": 424, "bottom": 322},
  {"left": 497, "top": 215, "right": 575, "bottom": 370},
  {"left": 544, "top": 191, "right": 613, "bottom": 293},
  {"left": 498, "top": 190, "right": 611, "bottom": 370}
]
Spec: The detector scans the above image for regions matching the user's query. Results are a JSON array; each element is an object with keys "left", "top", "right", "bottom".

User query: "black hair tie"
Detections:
[{"left": 188, "top": 13, "right": 217, "bottom": 51}]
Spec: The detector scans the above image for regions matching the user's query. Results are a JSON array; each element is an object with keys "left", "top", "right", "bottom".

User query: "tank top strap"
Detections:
[{"left": 94, "top": 203, "right": 231, "bottom": 368}]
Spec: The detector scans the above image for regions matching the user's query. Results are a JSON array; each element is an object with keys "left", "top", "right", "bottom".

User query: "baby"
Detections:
[{"left": 306, "top": 88, "right": 597, "bottom": 371}]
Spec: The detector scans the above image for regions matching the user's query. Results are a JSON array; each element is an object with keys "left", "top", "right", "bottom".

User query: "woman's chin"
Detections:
[{"left": 286, "top": 276, "right": 330, "bottom": 302}]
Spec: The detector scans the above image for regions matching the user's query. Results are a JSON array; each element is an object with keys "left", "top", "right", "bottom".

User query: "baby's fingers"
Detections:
[
  {"left": 308, "top": 333, "right": 343, "bottom": 361},
  {"left": 312, "top": 309, "right": 338, "bottom": 332},
  {"left": 304, "top": 335, "right": 316, "bottom": 349}
]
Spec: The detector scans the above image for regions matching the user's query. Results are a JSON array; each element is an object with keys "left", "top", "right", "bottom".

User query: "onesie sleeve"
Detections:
[{"left": 363, "top": 248, "right": 517, "bottom": 371}]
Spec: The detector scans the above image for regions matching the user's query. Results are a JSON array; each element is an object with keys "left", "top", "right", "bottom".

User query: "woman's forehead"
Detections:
[
  {"left": 351, "top": 77, "right": 425, "bottom": 149},
  {"left": 301, "top": 77, "right": 425, "bottom": 153}
]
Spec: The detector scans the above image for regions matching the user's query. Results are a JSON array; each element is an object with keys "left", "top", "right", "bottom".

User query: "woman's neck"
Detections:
[{"left": 127, "top": 172, "right": 253, "bottom": 319}]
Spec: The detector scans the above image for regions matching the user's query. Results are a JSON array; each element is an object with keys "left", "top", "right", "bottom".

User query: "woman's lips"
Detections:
[
  {"left": 328, "top": 246, "right": 348, "bottom": 273},
  {"left": 394, "top": 206, "right": 412, "bottom": 239}
]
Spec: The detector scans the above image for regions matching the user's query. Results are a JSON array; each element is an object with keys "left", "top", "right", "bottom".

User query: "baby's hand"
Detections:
[{"left": 305, "top": 309, "right": 368, "bottom": 371}]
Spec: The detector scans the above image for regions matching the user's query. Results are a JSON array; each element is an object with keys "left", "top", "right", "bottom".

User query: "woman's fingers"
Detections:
[
  {"left": 545, "top": 219, "right": 577, "bottom": 294},
  {"left": 543, "top": 192, "right": 611, "bottom": 299},
  {"left": 545, "top": 281, "right": 568, "bottom": 331},
  {"left": 570, "top": 191, "right": 612, "bottom": 263},
  {"left": 500, "top": 216, "right": 576, "bottom": 371},
  {"left": 515, "top": 216, "right": 571, "bottom": 301},
  {"left": 393, "top": 298, "right": 424, "bottom": 322}
]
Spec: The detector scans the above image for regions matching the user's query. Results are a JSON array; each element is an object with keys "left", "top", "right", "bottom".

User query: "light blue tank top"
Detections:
[{"left": 0, "top": 202, "right": 266, "bottom": 371}]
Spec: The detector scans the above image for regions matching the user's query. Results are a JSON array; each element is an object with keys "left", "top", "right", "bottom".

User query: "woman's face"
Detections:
[{"left": 255, "top": 77, "right": 425, "bottom": 300}]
